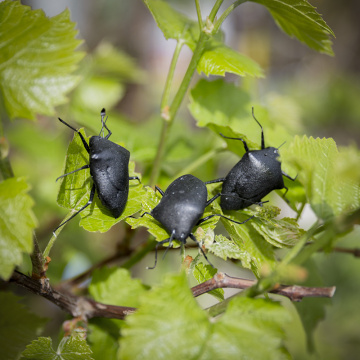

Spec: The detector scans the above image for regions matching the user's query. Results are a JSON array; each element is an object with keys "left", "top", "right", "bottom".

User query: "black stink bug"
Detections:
[
  {"left": 53, "top": 108, "right": 140, "bottom": 234},
  {"left": 142, "top": 174, "right": 253, "bottom": 269},
  {"left": 206, "top": 108, "right": 296, "bottom": 211}
]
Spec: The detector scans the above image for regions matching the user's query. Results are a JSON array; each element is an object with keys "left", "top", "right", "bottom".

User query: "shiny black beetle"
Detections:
[
  {"left": 142, "top": 174, "right": 253, "bottom": 269},
  {"left": 54, "top": 108, "right": 139, "bottom": 234},
  {"left": 206, "top": 108, "right": 296, "bottom": 210}
]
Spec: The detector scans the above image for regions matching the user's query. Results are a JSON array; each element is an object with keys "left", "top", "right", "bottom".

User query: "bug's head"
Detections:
[
  {"left": 173, "top": 229, "right": 190, "bottom": 244},
  {"left": 261, "top": 146, "right": 279, "bottom": 160}
]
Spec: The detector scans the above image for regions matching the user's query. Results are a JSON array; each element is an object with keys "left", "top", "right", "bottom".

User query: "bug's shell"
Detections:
[
  {"left": 89, "top": 136, "right": 130, "bottom": 218},
  {"left": 221, "top": 147, "right": 284, "bottom": 210},
  {"left": 152, "top": 174, "right": 208, "bottom": 242}
]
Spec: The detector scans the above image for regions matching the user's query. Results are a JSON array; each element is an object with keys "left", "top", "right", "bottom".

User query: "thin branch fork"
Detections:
[
  {"left": 9, "top": 271, "right": 135, "bottom": 320},
  {"left": 9, "top": 271, "right": 335, "bottom": 323},
  {"left": 191, "top": 273, "right": 336, "bottom": 302}
]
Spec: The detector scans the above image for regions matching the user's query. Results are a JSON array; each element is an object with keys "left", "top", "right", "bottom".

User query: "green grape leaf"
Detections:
[
  {"left": 294, "top": 259, "right": 330, "bottom": 353},
  {"left": 0, "top": 177, "right": 37, "bottom": 279},
  {"left": 120, "top": 272, "right": 290, "bottom": 359},
  {"left": 56, "top": 129, "right": 144, "bottom": 233},
  {"left": 203, "top": 297, "right": 290, "bottom": 359},
  {"left": 119, "top": 272, "right": 210, "bottom": 360},
  {"left": 189, "top": 79, "right": 295, "bottom": 154},
  {"left": 88, "top": 323, "right": 119, "bottom": 360},
  {"left": 143, "top": 0, "right": 198, "bottom": 47},
  {"left": 192, "top": 262, "right": 224, "bottom": 301},
  {"left": 250, "top": 0, "right": 334, "bottom": 55},
  {"left": 126, "top": 186, "right": 219, "bottom": 248},
  {"left": 0, "top": 1, "right": 84, "bottom": 120},
  {"left": 208, "top": 194, "right": 276, "bottom": 276},
  {"left": 89, "top": 267, "right": 147, "bottom": 307},
  {"left": 198, "top": 41, "right": 264, "bottom": 78},
  {"left": 207, "top": 234, "right": 250, "bottom": 261},
  {"left": 0, "top": 292, "right": 47, "bottom": 360},
  {"left": 281, "top": 136, "right": 360, "bottom": 220},
  {"left": 251, "top": 216, "right": 306, "bottom": 248},
  {"left": 21, "top": 335, "right": 93, "bottom": 360},
  {"left": 223, "top": 215, "right": 277, "bottom": 277}
]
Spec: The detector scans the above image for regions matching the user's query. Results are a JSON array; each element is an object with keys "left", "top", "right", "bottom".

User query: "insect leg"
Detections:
[
  {"left": 205, "top": 193, "right": 221, "bottom": 207},
  {"left": 147, "top": 231, "right": 175, "bottom": 270},
  {"left": 58, "top": 118, "right": 90, "bottom": 153},
  {"left": 282, "top": 171, "right": 297, "bottom": 181},
  {"left": 189, "top": 233, "right": 214, "bottom": 268},
  {"left": 100, "top": 108, "right": 112, "bottom": 140},
  {"left": 53, "top": 184, "right": 96, "bottom": 235},
  {"left": 56, "top": 164, "right": 90, "bottom": 182},
  {"left": 251, "top": 107, "right": 265, "bottom": 149},
  {"left": 220, "top": 133, "right": 249, "bottom": 152},
  {"left": 155, "top": 186, "right": 165, "bottom": 196},
  {"left": 196, "top": 213, "right": 254, "bottom": 226},
  {"left": 129, "top": 176, "right": 141, "bottom": 184},
  {"left": 204, "top": 178, "right": 226, "bottom": 185}
]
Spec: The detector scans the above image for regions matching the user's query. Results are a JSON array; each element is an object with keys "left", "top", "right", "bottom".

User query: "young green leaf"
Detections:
[
  {"left": 203, "top": 297, "right": 291, "bottom": 359},
  {"left": 192, "top": 262, "right": 224, "bottom": 301},
  {"left": 250, "top": 0, "right": 334, "bottom": 55},
  {"left": 280, "top": 136, "right": 360, "bottom": 220},
  {"left": 198, "top": 41, "right": 264, "bottom": 78},
  {"left": 207, "top": 234, "right": 251, "bottom": 262},
  {"left": 119, "top": 272, "right": 290, "bottom": 359},
  {"left": 21, "top": 335, "right": 93, "bottom": 360},
  {"left": 208, "top": 194, "right": 277, "bottom": 276},
  {"left": 89, "top": 267, "right": 147, "bottom": 307},
  {"left": 143, "top": 0, "right": 198, "bottom": 47},
  {"left": 0, "top": 177, "right": 37, "bottom": 279},
  {"left": 0, "top": 292, "right": 47, "bottom": 360},
  {"left": 0, "top": 1, "right": 84, "bottom": 120},
  {"left": 119, "top": 272, "right": 210, "bottom": 360},
  {"left": 251, "top": 216, "right": 306, "bottom": 248},
  {"left": 189, "top": 79, "right": 294, "bottom": 154},
  {"left": 87, "top": 323, "right": 119, "bottom": 360},
  {"left": 56, "top": 129, "right": 144, "bottom": 232}
]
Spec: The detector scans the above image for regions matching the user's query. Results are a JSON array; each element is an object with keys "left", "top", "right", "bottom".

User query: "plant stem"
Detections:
[
  {"left": 160, "top": 40, "right": 184, "bottom": 112},
  {"left": 43, "top": 211, "right": 74, "bottom": 258},
  {"left": 149, "top": 32, "right": 209, "bottom": 186},
  {"left": 213, "top": 0, "right": 246, "bottom": 34},
  {"left": 195, "top": 0, "right": 203, "bottom": 29},
  {"left": 209, "top": 0, "right": 224, "bottom": 22},
  {"left": 172, "top": 147, "right": 225, "bottom": 181}
]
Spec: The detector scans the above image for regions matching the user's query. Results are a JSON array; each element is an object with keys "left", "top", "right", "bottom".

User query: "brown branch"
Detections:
[
  {"left": 9, "top": 271, "right": 135, "bottom": 320},
  {"left": 9, "top": 270, "right": 336, "bottom": 323},
  {"left": 191, "top": 273, "right": 336, "bottom": 302},
  {"left": 332, "top": 246, "right": 360, "bottom": 257}
]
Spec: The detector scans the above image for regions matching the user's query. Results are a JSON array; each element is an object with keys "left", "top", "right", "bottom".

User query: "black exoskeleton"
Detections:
[
  {"left": 53, "top": 108, "right": 139, "bottom": 234},
  {"left": 206, "top": 108, "right": 296, "bottom": 210},
  {"left": 142, "top": 174, "right": 253, "bottom": 269}
]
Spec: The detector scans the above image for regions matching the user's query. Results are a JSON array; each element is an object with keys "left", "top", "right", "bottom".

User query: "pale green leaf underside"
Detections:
[
  {"left": 143, "top": 0, "right": 198, "bottom": 46},
  {"left": 0, "top": 292, "right": 47, "bottom": 360},
  {"left": 198, "top": 41, "right": 264, "bottom": 78},
  {"left": 89, "top": 267, "right": 147, "bottom": 308},
  {"left": 56, "top": 129, "right": 144, "bottom": 232},
  {"left": 120, "top": 272, "right": 290, "bottom": 360},
  {"left": 0, "top": 177, "right": 37, "bottom": 280},
  {"left": 21, "top": 335, "right": 93, "bottom": 360},
  {"left": 0, "top": 1, "right": 84, "bottom": 120},
  {"left": 281, "top": 136, "right": 360, "bottom": 220},
  {"left": 144, "top": 0, "right": 263, "bottom": 78},
  {"left": 250, "top": 0, "right": 334, "bottom": 55}
]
